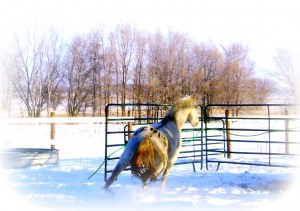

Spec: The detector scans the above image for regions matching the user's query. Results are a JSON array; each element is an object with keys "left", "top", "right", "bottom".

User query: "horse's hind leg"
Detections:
[
  {"left": 161, "top": 145, "right": 181, "bottom": 188},
  {"left": 161, "top": 162, "right": 173, "bottom": 188},
  {"left": 142, "top": 180, "right": 148, "bottom": 189},
  {"left": 161, "top": 139, "right": 182, "bottom": 188}
]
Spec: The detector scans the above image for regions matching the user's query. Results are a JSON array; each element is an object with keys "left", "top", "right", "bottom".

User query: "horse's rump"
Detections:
[{"left": 130, "top": 136, "right": 168, "bottom": 183}]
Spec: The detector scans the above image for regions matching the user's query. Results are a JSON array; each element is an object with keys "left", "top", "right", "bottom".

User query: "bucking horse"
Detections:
[{"left": 104, "top": 96, "right": 199, "bottom": 189}]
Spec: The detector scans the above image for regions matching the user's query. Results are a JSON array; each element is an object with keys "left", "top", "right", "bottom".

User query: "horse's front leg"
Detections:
[{"left": 104, "top": 162, "right": 128, "bottom": 189}]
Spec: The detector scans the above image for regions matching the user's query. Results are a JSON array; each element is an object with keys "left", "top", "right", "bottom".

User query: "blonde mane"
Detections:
[{"left": 167, "top": 96, "right": 197, "bottom": 116}]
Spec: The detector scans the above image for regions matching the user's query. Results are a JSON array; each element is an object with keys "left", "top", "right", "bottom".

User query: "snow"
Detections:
[
  {"left": 0, "top": 118, "right": 299, "bottom": 211},
  {"left": 1, "top": 163, "right": 298, "bottom": 211}
]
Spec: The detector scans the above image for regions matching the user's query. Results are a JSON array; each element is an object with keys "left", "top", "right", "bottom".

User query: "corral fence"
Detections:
[
  {"left": 204, "top": 104, "right": 300, "bottom": 170},
  {"left": 104, "top": 103, "right": 300, "bottom": 181},
  {"left": 1, "top": 103, "right": 299, "bottom": 178}
]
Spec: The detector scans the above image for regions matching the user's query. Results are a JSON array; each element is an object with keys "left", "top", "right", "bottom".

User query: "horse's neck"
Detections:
[
  {"left": 152, "top": 109, "right": 188, "bottom": 138},
  {"left": 173, "top": 109, "right": 189, "bottom": 131}
]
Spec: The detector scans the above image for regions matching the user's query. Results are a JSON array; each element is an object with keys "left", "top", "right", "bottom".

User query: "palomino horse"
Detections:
[{"left": 104, "top": 96, "right": 199, "bottom": 189}]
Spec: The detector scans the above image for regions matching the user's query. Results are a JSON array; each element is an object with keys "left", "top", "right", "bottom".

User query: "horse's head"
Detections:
[
  {"left": 187, "top": 104, "right": 199, "bottom": 127},
  {"left": 173, "top": 96, "right": 199, "bottom": 127},
  {"left": 166, "top": 96, "right": 200, "bottom": 128}
]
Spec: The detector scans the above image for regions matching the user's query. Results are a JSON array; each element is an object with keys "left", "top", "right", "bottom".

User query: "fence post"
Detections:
[
  {"left": 225, "top": 109, "right": 232, "bottom": 159},
  {"left": 284, "top": 109, "right": 289, "bottom": 154},
  {"left": 128, "top": 110, "right": 133, "bottom": 140},
  {"left": 50, "top": 111, "right": 55, "bottom": 149},
  {"left": 128, "top": 122, "right": 133, "bottom": 139}
]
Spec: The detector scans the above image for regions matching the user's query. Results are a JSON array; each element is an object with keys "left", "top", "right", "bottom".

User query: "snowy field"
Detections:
[{"left": 0, "top": 118, "right": 300, "bottom": 211}]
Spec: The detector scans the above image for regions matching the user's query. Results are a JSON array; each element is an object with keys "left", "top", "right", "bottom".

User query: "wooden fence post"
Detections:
[
  {"left": 50, "top": 111, "right": 55, "bottom": 149},
  {"left": 128, "top": 110, "right": 133, "bottom": 140},
  {"left": 225, "top": 109, "right": 232, "bottom": 159},
  {"left": 128, "top": 122, "right": 133, "bottom": 139},
  {"left": 284, "top": 109, "right": 289, "bottom": 154}
]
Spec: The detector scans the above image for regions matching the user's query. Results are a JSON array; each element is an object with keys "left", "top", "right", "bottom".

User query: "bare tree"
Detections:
[
  {"left": 102, "top": 39, "right": 116, "bottom": 109},
  {"left": 132, "top": 30, "right": 148, "bottom": 116},
  {"left": 44, "top": 29, "right": 65, "bottom": 115},
  {"left": 146, "top": 30, "right": 165, "bottom": 104},
  {"left": 112, "top": 24, "right": 136, "bottom": 116},
  {"left": 165, "top": 31, "right": 191, "bottom": 101},
  {"left": 190, "top": 41, "right": 223, "bottom": 106},
  {"left": 5, "top": 24, "right": 279, "bottom": 117},
  {"left": 10, "top": 30, "right": 48, "bottom": 117},
  {"left": 248, "top": 77, "right": 274, "bottom": 104},
  {"left": 1, "top": 53, "right": 14, "bottom": 116},
  {"left": 220, "top": 43, "right": 254, "bottom": 115},
  {"left": 86, "top": 30, "right": 106, "bottom": 116},
  {"left": 64, "top": 35, "right": 92, "bottom": 117},
  {"left": 272, "top": 49, "right": 299, "bottom": 103}
]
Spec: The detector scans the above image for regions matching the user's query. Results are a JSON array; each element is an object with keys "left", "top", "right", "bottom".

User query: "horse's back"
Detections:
[
  {"left": 120, "top": 126, "right": 162, "bottom": 162},
  {"left": 151, "top": 120, "right": 180, "bottom": 158}
]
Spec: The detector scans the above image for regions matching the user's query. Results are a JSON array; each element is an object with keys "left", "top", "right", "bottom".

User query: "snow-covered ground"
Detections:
[
  {"left": 1, "top": 162, "right": 299, "bottom": 211},
  {"left": 0, "top": 118, "right": 299, "bottom": 211}
]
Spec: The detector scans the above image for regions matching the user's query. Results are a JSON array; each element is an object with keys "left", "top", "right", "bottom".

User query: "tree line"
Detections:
[{"left": 1, "top": 24, "right": 275, "bottom": 117}]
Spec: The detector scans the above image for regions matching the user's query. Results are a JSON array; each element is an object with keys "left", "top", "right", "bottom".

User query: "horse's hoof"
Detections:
[{"left": 142, "top": 184, "right": 148, "bottom": 190}]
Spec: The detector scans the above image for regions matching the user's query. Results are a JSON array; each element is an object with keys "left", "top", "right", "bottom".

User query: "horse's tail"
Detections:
[{"left": 130, "top": 135, "right": 167, "bottom": 183}]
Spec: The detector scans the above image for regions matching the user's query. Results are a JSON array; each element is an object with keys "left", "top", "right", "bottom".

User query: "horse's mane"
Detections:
[{"left": 166, "top": 96, "right": 197, "bottom": 116}]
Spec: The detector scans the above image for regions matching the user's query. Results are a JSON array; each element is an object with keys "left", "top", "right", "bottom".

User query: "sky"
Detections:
[{"left": 0, "top": 0, "right": 300, "bottom": 73}]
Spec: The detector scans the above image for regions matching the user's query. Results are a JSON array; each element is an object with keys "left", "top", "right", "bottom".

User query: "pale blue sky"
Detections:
[{"left": 1, "top": 0, "right": 299, "bottom": 73}]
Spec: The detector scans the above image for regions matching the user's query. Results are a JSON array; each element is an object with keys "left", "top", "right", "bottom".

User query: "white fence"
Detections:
[{"left": 0, "top": 117, "right": 106, "bottom": 168}]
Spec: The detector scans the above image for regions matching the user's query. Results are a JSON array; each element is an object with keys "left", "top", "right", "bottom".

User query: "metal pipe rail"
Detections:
[
  {"left": 204, "top": 104, "right": 300, "bottom": 170},
  {"left": 103, "top": 103, "right": 299, "bottom": 181}
]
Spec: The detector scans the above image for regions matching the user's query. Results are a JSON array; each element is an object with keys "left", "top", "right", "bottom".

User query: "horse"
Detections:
[{"left": 104, "top": 96, "right": 199, "bottom": 189}]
